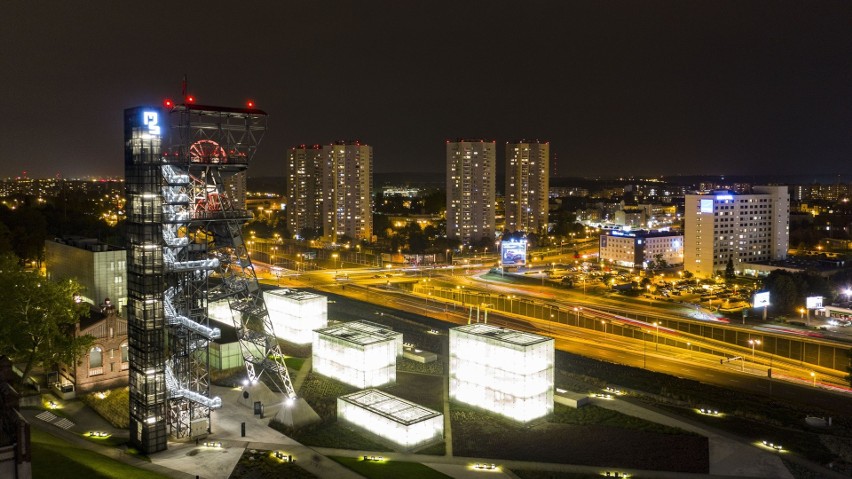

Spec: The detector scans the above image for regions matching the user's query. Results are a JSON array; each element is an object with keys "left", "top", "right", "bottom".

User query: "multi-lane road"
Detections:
[{"left": 262, "top": 263, "right": 852, "bottom": 414}]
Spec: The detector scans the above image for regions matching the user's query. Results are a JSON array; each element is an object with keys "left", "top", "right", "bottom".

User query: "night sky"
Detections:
[{"left": 3, "top": 1, "right": 852, "bottom": 179}]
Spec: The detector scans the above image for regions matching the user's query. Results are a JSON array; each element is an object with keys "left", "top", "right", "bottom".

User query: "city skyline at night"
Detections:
[{"left": 3, "top": 1, "right": 852, "bottom": 180}]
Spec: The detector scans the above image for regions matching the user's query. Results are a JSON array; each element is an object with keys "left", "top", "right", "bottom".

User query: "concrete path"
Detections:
[
  {"left": 25, "top": 382, "right": 847, "bottom": 479},
  {"left": 588, "top": 395, "right": 796, "bottom": 479}
]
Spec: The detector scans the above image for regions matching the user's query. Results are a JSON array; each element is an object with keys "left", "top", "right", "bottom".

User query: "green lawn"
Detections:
[
  {"left": 285, "top": 356, "right": 307, "bottom": 372},
  {"left": 31, "top": 428, "right": 171, "bottom": 479},
  {"left": 80, "top": 387, "right": 130, "bottom": 428},
  {"left": 330, "top": 456, "right": 453, "bottom": 479}
]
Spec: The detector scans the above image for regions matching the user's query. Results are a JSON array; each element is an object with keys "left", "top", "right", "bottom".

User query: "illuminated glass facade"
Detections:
[
  {"left": 312, "top": 320, "right": 402, "bottom": 388},
  {"left": 125, "top": 102, "right": 287, "bottom": 452},
  {"left": 264, "top": 289, "right": 328, "bottom": 345},
  {"left": 125, "top": 106, "right": 168, "bottom": 453},
  {"left": 449, "top": 323, "right": 554, "bottom": 422},
  {"left": 338, "top": 389, "right": 443, "bottom": 450}
]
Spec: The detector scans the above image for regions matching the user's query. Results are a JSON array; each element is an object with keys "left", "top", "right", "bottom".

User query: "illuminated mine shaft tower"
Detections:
[{"left": 125, "top": 103, "right": 295, "bottom": 453}]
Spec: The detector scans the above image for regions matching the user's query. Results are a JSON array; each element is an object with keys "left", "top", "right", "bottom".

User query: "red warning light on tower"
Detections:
[
  {"left": 163, "top": 98, "right": 174, "bottom": 108},
  {"left": 247, "top": 100, "right": 255, "bottom": 109},
  {"left": 186, "top": 95, "right": 196, "bottom": 104}
]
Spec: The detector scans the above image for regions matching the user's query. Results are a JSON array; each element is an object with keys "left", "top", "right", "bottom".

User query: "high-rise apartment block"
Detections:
[
  {"left": 446, "top": 139, "right": 496, "bottom": 244},
  {"left": 286, "top": 145, "right": 324, "bottom": 238},
  {"left": 223, "top": 171, "right": 247, "bottom": 210},
  {"left": 286, "top": 141, "right": 373, "bottom": 243},
  {"left": 505, "top": 140, "right": 549, "bottom": 234},
  {"left": 684, "top": 186, "right": 789, "bottom": 278},
  {"left": 322, "top": 141, "right": 373, "bottom": 242}
]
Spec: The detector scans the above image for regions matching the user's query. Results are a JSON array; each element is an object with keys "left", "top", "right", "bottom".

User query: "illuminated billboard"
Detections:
[
  {"left": 806, "top": 296, "right": 823, "bottom": 309},
  {"left": 700, "top": 199, "right": 714, "bottom": 213},
  {"left": 501, "top": 240, "right": 527, "bottom": 266},
  {"left": 753, "top": 291, "right": 770, "bottom": 308}
]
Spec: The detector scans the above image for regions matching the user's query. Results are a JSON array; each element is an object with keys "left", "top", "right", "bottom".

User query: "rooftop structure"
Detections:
[
  {"left": 313, "top": 320, "right": 403, "bottom": 388},
  {"left": 337, "top": 389, "right": 443, "bottom": 450},
  {"left": 449, "top": 324, "right": 554, "bottom": 422},
  {"left": 264, "top": 288, "right": 328, "bottom": 345}
]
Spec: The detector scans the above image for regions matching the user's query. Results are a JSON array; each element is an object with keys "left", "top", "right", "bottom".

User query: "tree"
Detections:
[
  {"left": 725, "top": 258, "right": 735, "bottom": 279},
  {"left": 647, "top": 253, "right": 668, "bottom": 273},
  {"left": 0, "top": 254, "right": 93, "bottom": 387}
]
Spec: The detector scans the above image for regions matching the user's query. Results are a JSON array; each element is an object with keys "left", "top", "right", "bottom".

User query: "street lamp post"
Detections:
[
  {"left": 573, "top": 306, "right": 581, "bottom": 325},
  {"left": 810, "top": 371, "right": 816, "bottom": 387},
  {"left": 748, "top": 338, "right": 761, "bottom": 362},
  {"left": 601, "top": 320, "right": 607, "bottom": 335},
  {"left": 653, "top": 322, "right": 660, "bottom": 351}
]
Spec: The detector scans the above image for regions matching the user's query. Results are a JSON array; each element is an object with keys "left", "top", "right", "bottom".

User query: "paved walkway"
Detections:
[{"left": 24, "top": 381, "right": 848, "bottom": 479}]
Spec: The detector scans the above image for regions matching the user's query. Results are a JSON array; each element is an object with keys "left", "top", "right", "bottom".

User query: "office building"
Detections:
[
  {"left": 505, "top": 140, "right": 549, "bottom": 234},
  {"left": 322, "top": 141, "right": 373, "bottom": 242},
  {"left": 598, "top": 230, "right": 683, "bottom": 269},
  {"left": 286, "top": 145, "right": 324, "bottom": 237},
  {"left": 446, "top": 139, "right": 496, "bottom": 243},
  {"left": 45, "top": 237, "right": 127, "bottom": 313},
  {"left": 684, "top": 186, "right": 789, "bottom": 278}
]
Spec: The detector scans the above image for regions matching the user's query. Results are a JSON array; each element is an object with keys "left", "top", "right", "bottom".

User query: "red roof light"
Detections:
[
  {"left": 247, "top": 100, "right": 255, "bottom": 108},
  {"left": 186, "top": 95, "right": 196, "bottom": 103},
  {"left": 163, "top": 98, "right": 174, "bottom": 108}
]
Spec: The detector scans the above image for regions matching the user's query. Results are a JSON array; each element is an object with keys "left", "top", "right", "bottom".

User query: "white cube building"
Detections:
[
  {"left": 450, "top": 323, "right": 554, "bottom": 422},
  {"left": 208, "top": 299, "right": 240, "bottom": 327},
  {"left": 264, "top": 288, "right": 328, "bottom": 344},
  {"left": 337, "top": 389, "right": 443, "bottom": 450},
  {"left": 313, "top": 320, "right": 403, "bottom": 388}
]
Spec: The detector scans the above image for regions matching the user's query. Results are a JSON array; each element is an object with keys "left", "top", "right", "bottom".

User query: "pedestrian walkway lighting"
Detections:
[
  {"left": 696, "top": 408, "right": 722, "bottom": 417},
  {"left": 271, "top": 450, "right": 292, "bottom": 462},
  {"left": 760, "top": 440, "right": 783, "bottom": 451}
]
